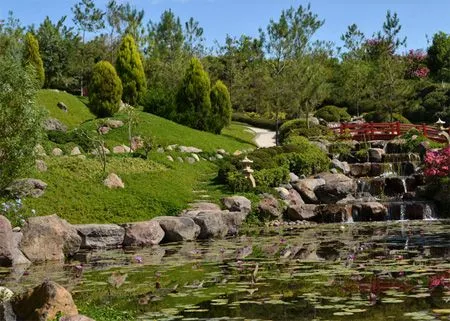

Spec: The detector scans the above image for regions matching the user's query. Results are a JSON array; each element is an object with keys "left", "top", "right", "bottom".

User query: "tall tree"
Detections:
[
  {"left": 340, "top": 23, "right": 365, "bottom": 58},
  {"left": 184, "top": 17, "right": 205, "bottom": 57},
  {"left": 176, "top": 57, "right": 211, "bottom": 131},
  {"left": 427, "top": 32, "right": 450, "bottom": 82},
  {"left": 23, "top": 32, "right": 45, "bottom": 88},
  {"left": 116, "top": 34, "right": 147, "bottom": 105},
  {"left": 209, "top": 80, "right": 232, "bottom": 134},
  {"left": 0, "top": 11, "right": 24, "bottom": 58}
]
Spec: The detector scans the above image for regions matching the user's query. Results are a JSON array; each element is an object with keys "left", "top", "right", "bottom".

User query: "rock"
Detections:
[
  {"left": 275, "top": 187, "right": 290, "bottom": 200},
  {"left": 385, "top": 138, "right": 406, "bottom": 154},
  {"left": 43, "top": 118, "right": 67, "bottom": 132},
  {"left": 176, "top": 157, "right": 184, "bottom": 163},
  {"left": 52, "top": 148, "right": 64, "bottom": 156},
  {"left": 70, "top": 147, "right": 82, "bottom": 156},
  {"left": 61, "top": 315, "right": 95, "bottom": 321},
  {"left": 12, "top": 281, "right": 78, "bottom": 321},
  {"left": 192, "top": 154, "right": 200, "bottom": 162},
  {"left": 257, "top": 196, "right": 281, "bottom": 220},
  {"left": 222, "top": 196, "right": 251, "bottom": 213},
  {"left": 122, "top": 221, "right": 165, "bottom": 246},
  {"left": 188, "top": 203, "right": 221, "bottom": 211},
  {"left": 104, "top": 119, "right": 124, "bottom": 129},
  {"left": 314, "top": 204, "right": 352, "bottom": 223},
  {"left": 34, "top": 159, "right": 47, "bottom": 173},
  {"left": 34, "top": 144, "right": 46, "bottom": 157},
  {"left": 222, "top": 211, "right": 247, "bottom": 235},
  {"left": 11, "top": 232, "right": 31, "bottom": 266},
  {"left": 330, "top": 159, "right": 350, "bottom": 174},
  {"left": 369, "top": 177, "right": 385, "bottom": 196},
  {"left": 98, "top": 125, "right": 110, "bottom": 135},
  {"left": 0, "top": 301, "right": 15, "bottom": 321},
  {"left": 232, "top": 150, "right": 242, "bottom": 156},
  {"left": 131, "top": 136, "right": 144, "bottom": 151},
  {"left": 179, "top": 146, "right": 202, "bottom": 153},
  {"left": 153, "top": 217, "right": 200, "bottom": 242},
  {"left": 370, "top": 163, "right": 383, "bottom": 177},
  {"left": 215, "top": 154, "right": 223, "bottom": 159},
  {"left": 385, "top": 177, "right": 407, "bottom": 196},
  {"left": 293, "top": 178, "right": 325, "bottom": 204},
  {"left": 368, "top": 148, "right": 385, "bottom": 163},
  {"left": 20, "top": 215, "right": 81, "bottom": 262},
  {"left": 286, "top": 189, "right": 304, "bottom": 206},
  {"left": 75, "top": 224, "right": 125, "bottom": 249},
  {"left": 405, "top": 203, "right": 427, "bottom": 220},
  {"left": 166, "top": 144, "right": 177, "bottom": 151},
  {"left": 167, "top": 156, "right": 174, "bottom": 162},
  {"left": 308, "top": 117, "right": 320, "bottom": 126},
  {"left": 349, "top": 163, "right": 371, "bottom": 177},
  {"left": 192, "top": 212, "right": 228, "bottom": 239},
  {"left": 310, "top": 140, "right": 329, "bottom": 153},
  {"left": 289, "top": 173, "right": 300, "bottom": 183},
  {"left": 5, "top": 178, "right": 47, "bottom": 198},
  {"left": 217, "top": 149, "right": 227, "bottom": 155},
  {"left": 112, "top": 145, "right": 131, "bottom": 154},
  {"left": 91, "top": 146, "right": 110, "bottom": 155},
  {"left": 0, "top": 287, "right": 13, "bottom": 303},
  {"left": 353, "top": 202, "right": 387, "bottom": 221},
  {"left": 185, "top": 157, "right": 196, "bottom": 164},
  {"left": 314, "top": 173, "right": 357, "bottom": 204},
  {"left": 157, "top": 147, "right": 165, "bottom": 153},
  {"left": 57, "top": 101, "right": 68, "bottom": 112},
  {"left": 0, "top": 216, "right": 13, "bottom": 267},
  {"left": 103, "top": 173, "right": 124, "bottom": 189},
  {"left": 286, "top": 204, "right": 317, "bottom": 221}
]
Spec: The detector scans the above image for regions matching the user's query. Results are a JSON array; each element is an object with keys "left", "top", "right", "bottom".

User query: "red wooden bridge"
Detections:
[{"left": 331, "top": 122, "right": 449, "bottom": 143}]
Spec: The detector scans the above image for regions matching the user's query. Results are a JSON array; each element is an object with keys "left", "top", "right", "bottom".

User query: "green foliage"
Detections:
[
  {"left": 232, "top": 113, "right": 280, "bottom": 130},
  {"left": 88, "top": 60, "right": 123, "bottom": 117},
  {"left": 329, "top": 141, "right": 353, "bottom": 157},
  {"left": 115, "top": 34, "right": 147, "bottom": 105},
  {"left": 0, "top": 57, "right": 44, "bottom": 190},
  {"left": 427, "top": 32, "right": 450, "bottom": 82},
  {"left": 46, "top": 128, "right": 93, "bottom": 152},
  {"left": 23, "top": 32, "right": 45, "bottom": 88},
  {"left": 142, "top": 87, "right": 177, "bottom": 120},
  {"left": 209, "top": 80, "right": 232, "bottom": 134},
  {"left": 315, "top": 105, "right": 351, "bottom": 122},
  {"left": 278, "top": 118, "right": 331, "bottom": 144},
  {"left": 176, "top": 57, "right": 212, "bottom": 131},
  {"left": 363, "top": 111, "right": 410, "bottom": 123}
]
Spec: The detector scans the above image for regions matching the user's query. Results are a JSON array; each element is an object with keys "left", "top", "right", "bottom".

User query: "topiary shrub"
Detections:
[
  {"left": 279, "top": 118, "right": 331, "bottom": 144},
  {"left": 88, "top": 61, "right": 123, "bottom": 117},
  {"left": 23, "top": 32, "right": 45, "bottom": 88},
  {"left": 315, "top": 105, "right": 351, "bottom": 122},
  {"left": 232, "top": 112, "right": 281, "bottom": 130},
  {"left": 115, "top": 34, "right": 147, "bottom": 106},
  {"left": 209, "top": 80, "right": 232, "bottom": 134}
]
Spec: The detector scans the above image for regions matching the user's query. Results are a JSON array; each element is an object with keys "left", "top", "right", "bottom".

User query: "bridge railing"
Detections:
[{"left": 332, "top": 121, "right": 448, "bottom": 143}]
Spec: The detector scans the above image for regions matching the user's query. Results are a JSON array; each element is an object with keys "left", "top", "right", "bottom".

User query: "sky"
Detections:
[{"left": 2, "top": 0, "right": 450, "bottom": 53}]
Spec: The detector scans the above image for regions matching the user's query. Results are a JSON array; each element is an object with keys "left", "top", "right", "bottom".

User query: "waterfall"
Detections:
[
  {"left": 424, "top": 204, "right": 436, "bottom": 221},
  {"left": 401, "top": 178, "right": 407, "bottom": 194},
  {"left": 400, "top": 204, "right": 406, "bottom": 221}
]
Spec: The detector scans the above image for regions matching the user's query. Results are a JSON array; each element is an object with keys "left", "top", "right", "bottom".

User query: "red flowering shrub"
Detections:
[
  {"left": 424, "top": 146, "right": 450, "bottom": 177},
  {"left": 406, "top": 49, "right": 429, "bottom": 79}
]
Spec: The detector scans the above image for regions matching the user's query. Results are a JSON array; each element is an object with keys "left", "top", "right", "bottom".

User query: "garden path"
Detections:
[{"left": 246, "top": 127, "right": 276, "bottom": 148}]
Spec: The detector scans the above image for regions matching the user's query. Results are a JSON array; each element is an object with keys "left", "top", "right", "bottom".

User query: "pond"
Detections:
[{"left": 2, "top": 219, "right": 450, "bottom": 321}]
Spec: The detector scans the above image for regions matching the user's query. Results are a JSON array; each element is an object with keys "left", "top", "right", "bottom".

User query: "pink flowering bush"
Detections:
[
  {"left": 424, "top": 146, "right": 450, "bottom": 177},
  {"left": 406, "top": 49, "right": 430, "bottom": 79}
]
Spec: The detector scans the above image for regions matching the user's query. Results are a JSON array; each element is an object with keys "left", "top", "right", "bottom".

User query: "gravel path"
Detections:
[{"left": 246, "top": 126, "right": 276, "bottom": 148}]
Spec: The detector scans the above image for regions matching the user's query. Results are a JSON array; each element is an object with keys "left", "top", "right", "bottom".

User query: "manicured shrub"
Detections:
[
  {"left": 363, "top": 111, "right": 410, "bottom": 123},
  {"left": 232, "top": 112, "right": 281, "bottom": 130},
  {"left": 176, "top": 57, "right": 211, "bottom": 131},
  {"left": 209, "top": 80, "right": 232, "bottom": 134},
  {"left": 315, "top": 105, "right": 351, "bottom": 122},
  {"left": 116, "top": 35, "right": 147, "bottom": 106},
  {"left": 88, "top": 61, "right": 123, "bottom": 117},
  {"left": 142, "top": 87, "right": 177, "bottom": 120},
  {"left": 279, "top": 118, "right": 331, "bottom": 144},
  {"left": 0, "top": 57, "right": 44, "bottom": 190},
  {"left": 23, "top": 32, "right": 45, "bottom": 88}
]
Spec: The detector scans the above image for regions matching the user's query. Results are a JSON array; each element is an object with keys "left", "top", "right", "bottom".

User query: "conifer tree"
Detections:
[
  {"left": 115, "top": 34, "right": 146, "bottom": 105},
  {"left": 23, "top": 32, "right": 45, "bottom": 88},
  {"left": 89, "top": 61, "right": 122, "bottom": 117},
  {"left": 176, "top": 57, "right": 211, "bottom": 131},
  {"left": 209, "top": 80, "right": 231, "bottom": 134}
]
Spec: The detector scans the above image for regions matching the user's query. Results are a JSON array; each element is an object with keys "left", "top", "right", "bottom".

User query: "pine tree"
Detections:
[
  {"left": 115, "top": 34, "right": 146, "bottom": 105},
  {"left": 89, "top": 61, "right": 123, "bottom": 117},
  {"left": 209, "top": 80, "right": 231, "bottom": 134},
  {"left": 176, "top": 57, "right": 211, "bottom": 131},
  {"left": 23, "top": 32, "right": 45, "bottom": 88}
]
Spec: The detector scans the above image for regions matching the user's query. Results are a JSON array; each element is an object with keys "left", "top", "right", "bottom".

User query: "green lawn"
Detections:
[{"left": 36, "top": 89, "right": 95, "bottom": 129}]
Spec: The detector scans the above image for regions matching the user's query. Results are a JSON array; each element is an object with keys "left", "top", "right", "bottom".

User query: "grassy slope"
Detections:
[
  {"left": 36, "top": 89, "right": 95, "bottom": 129},
  {"left": 80, "top": 113, "right": 255, "bottom": 153},
  {"left": 16, "top": 90, "right": 256, "bottom": 224}
]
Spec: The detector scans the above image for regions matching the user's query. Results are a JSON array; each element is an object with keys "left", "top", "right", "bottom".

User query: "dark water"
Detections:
[{"left": 2, "top": 219, "right": 450, "bottom": 321}]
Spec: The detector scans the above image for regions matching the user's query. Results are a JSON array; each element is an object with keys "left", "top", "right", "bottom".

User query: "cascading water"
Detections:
[
  {"left": 401, "top": 178, "right": 407, "bottom": 194},
  {"left": 424, "top": 204, "right": 436, "bottom": 220},
  {"left": 400, "top": 204, "right": 406, "bottom": 221}
]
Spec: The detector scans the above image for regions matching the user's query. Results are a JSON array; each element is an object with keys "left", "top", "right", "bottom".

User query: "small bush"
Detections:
[
  {"left": 46, "top": 129, "right": 93, "bottom": 152},
  {"left": 253, "top": 166, "right": 290, "bottom": 188},
  {"left": 279, "top": 118, "right": 331, "bottom": 144},
  {"left": 315, "top": 105, "right": 351, "bottom": 122},
  {"left": 88, "top": 61, "right": 123, "bottom": 117},
  {"left": 209, "top": 80, "right": 232, "bottom": 134}
]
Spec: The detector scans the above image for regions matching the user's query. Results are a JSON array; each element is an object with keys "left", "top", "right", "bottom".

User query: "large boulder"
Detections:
[
  {"left": 122, "top": 221, "right": 165, "bottom": 246},
  {"left": 385, "top": 177, "right": 407, "bottom": 196},
  {"left": 368, "top": 148, "right": 385, "bottom": 163},
  {"left": 286, "top": 204, "right": 317, "bottom": 221},
  {"left": 104, "top": 119, "right": 124, "bottom": 129},
  {"left": 12, "top": 281, "right": 78, "bottom": 321},
  {"left": 293, "top": 178, "right": 325, "bottom": 204},
  {"left": 75, "top": 224, "right": 125, "bottom": 249},
  {"left": 153, "top": 217, "right": 200, "bottom": 242},
  {"left": 349, "top": 163, "right": 371, "bottom": 178},
  {"left": 257, "top": 196, "right": 282, "bottom": 220},
  {"left": 221, "top": 211, "right": 247, "bottom": 236},
  {"left": 43, "top": 118, "right": 68, "bottom": 132},
  {"left": 20, "top": 215, "right": 81, "bottom": 263},
  {"left": 0, "top": 301, "right": 15, "bottom": 321},
  {"left": 353, "top": 202, "right": 387, "bottom": 221},
  {"left": 11, "top": 231, "right": 31, "bottom": 266},
  {"left": 314, "top": 173, "right": 357, "bottom": 204},
  {"left": 0, "top": 216, "right": 13, "bottom": 266},
  {"left": 192, "top": 212, "right": 228, "bottom": 239},
  {"left": 330, "top": 159, "right": 350, "bottom": 175},
  {"left": 188, "top": 202, "right": 221, "bottom": 212},
  {"left": 222, "top": 196, "right": 251, "bottom": 213},
  {"left": 5, "top": 179, "right": 47, "bottom": 198},
  {"left": 179, "top": 146, "right": 202, "bottom": 153},
  {"left": 314, "top": 204, "right": 352, "bottom": 223},
  {"left": 62, "top": 315, "right": 95, "bottom": 321}
]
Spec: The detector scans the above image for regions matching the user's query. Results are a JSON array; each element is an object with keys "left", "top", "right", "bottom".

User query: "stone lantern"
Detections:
[
  {"left": 436, "top": 118, "right": 446, "bottom": 131},
  {"left": 241, "top": 156, "right": 256, "bottom": 188},
  {"left": 436, "top": 118, "right": 450, "bottom": 145}
]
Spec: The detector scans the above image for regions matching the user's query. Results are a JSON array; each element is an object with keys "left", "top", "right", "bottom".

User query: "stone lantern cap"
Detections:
[
  {"left": 436, "top": 118, "right": 446, "bottom": 125},
  {"left": 241, "top": 156, "right": 253, "bottom": 164}
]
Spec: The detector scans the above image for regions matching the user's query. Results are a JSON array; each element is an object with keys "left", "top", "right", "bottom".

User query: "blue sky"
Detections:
[{"left": 2, "top": 0, "right": 450, "bottom": 52}]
